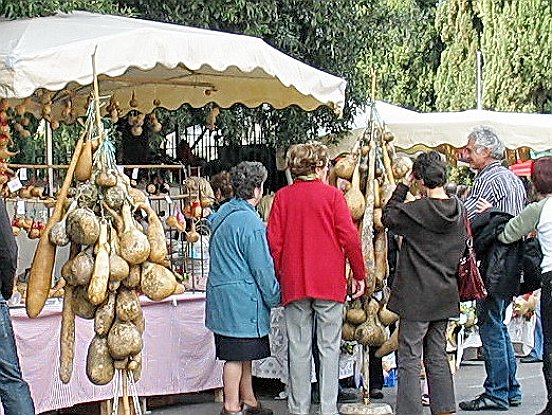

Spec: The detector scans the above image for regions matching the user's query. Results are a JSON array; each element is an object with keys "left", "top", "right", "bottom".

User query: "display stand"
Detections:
[
  {"left": 340, "top": 347, "right": 393, "bottom": 415},
  {"left": 7, "top": 293, "right": 222, "bottom": 415},
  {"left": 4, "top": 161, "right": 213, "bottom": 293}
]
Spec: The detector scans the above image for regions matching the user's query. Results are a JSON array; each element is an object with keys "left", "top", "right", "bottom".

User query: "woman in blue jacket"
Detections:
[{"left": 205, "top": 161, "right": 281, "bottom": 415}]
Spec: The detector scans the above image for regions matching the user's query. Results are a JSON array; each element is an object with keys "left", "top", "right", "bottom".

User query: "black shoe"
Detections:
[
  {"left": 459, "top": 395, "right": 509, "bottom": 411},
  {"left": 220, "top": 407, "right": 244, "bottom": 415},
  {"left": 338, "top": 388, "right": 361, "bottom": 403},
  {"left": 521, "top": 355, "right": 542, "bottom": 363},
  {"left": 242, "top": 401, "right": 273, "bottom": 415},
  {"left": 509, "top": 396, "right": 522, "bottom": 407},
  {"left": 369, "top": 388, "right": 384, "bottom": 399}
]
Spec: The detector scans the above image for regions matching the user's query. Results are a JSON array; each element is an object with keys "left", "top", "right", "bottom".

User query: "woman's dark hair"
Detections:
[
  {"left": 230, "top": 161, "right": 268, "bottom": 200},
  {"left": 531, "top": 156, "right": 552, "bottom": 195},
  {"left": 210, "top": 171, "right": 234, "bottom": 201},
  {"left": 412, "top": 151, "right": 447, "bottom": 189},
  {"left": 520, "top": 176, "right": 537, "bottom": 203}
]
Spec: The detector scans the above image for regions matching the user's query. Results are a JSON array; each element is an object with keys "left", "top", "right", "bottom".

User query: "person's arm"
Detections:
[
  {"left": 244, "top": 228, "right": 281, "bottom": 308},
  {"left": 381, "top": 183, "right": 410, "bottom": 234},
  {"left": 266, "top": 194, "right": 284, "bottom": 279},
  {"left": 463, "top": 175, "right": 500, "bottom": 219},
  {"left": 333, "top": 191, "right": 366, "bottom": 281},
  {"left": 0, "top": 200, "right": 17, "bottom": 300},
  {"left": 498, "top": 200, "right": 543, "bottom": 244},
  {"left": 333, "top": 192, "right": 366, "bottom": 299}
]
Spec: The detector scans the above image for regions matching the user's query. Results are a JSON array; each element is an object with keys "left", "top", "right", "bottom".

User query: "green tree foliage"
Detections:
[
  {"left": 115, "top": 0, "right": 373, "bottom": 146},
  {"left": 435, "top": 0, "right": 552, "bottom": 113},
  {"left": 0, "top": 0, "right": 129, "bottom": 18},
  {"left": 479, "top": 0, "right": 552, "bottom": 112},
  {"left": 361, "top": 0, "right": 442, "bottom": 111},
  {"left": 434, "top": 0, "right": 481, "bottom": 111}
]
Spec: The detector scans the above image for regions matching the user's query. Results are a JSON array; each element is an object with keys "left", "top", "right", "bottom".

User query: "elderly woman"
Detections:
[
  {"left": 205, "top": 161, "right": 281, "bottom": 415},
  {"left": 267, "top": 142, "right": 365, "bottom": 415},
  {"left": 382, "top": 151, "right": 466, "bottom": 415},
  {"left": 495, "top": 157, "right": 552, "bottom": 415}
]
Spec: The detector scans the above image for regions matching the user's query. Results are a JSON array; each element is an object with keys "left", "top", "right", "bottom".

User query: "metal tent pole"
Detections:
[
  {"left": 476, "top": 50, "right": 483, "bottom": 110},
  {"left": 45, "top": 120, "right": 54, "bottom": 196}
]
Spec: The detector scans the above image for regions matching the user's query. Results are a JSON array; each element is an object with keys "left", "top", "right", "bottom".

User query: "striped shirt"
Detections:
[{"left": 464, "top": 161, "right": 526, "bottom": 219}]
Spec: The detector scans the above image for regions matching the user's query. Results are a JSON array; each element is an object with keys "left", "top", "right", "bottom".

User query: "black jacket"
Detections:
[
  {"left": 471, "top": 210, "right": 523, "bottom": 299},
  {"left": 382, "top": 184, "right": 467, "bottom": 321},
  {"left": 0, "top": 199, "right": 17, "bottom": 300}
]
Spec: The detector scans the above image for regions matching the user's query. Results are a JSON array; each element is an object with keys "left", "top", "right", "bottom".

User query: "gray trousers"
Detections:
[
  {"left": 396, "top": 318, "right": 456, "bottom": 415},
  {"left": 285, "top": 299, "right": 344, "bottom": 415}
]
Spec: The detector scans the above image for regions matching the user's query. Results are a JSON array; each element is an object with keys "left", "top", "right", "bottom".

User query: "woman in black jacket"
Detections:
[{"left": 382, "top": 151, "right": 467, "bottom": 415}]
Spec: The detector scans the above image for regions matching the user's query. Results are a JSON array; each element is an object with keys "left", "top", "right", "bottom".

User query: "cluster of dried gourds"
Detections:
[
  {"left": 0, "top": 102, "right": 20, "bottom": 194},
  {"left": 331, "top": 124, "right": 413, "bottom": 358},
  {"left": 165, "top": 176, "right": 215, "bottom": 243},
  {"left": 25, "top": 103, "right": 182, "bottom": 389}
]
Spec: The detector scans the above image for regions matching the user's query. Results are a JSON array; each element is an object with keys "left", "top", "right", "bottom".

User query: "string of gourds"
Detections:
[
  {"left": 27, "top": 104, "right": 182, "bottom": 386},
  {"left": 333, "top": 121, "right": 413, "bottom": 359}
]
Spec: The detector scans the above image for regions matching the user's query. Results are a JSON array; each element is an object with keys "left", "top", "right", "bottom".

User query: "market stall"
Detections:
[
  {"left": 4, "top": 164, "right": 212, "bottom": 294},
  {"left": 0, "top": 11, "right": 346, "bottom": 116},
  {"left": 357, "top": 102, "right": 552, "bottom": 150},
  {"left": 0, "top": 10, "right": 348, "bottom": 414},
  {"left": 4, "top": 293, "right": 221, "bottom": 415},
  {"left": 326, "top": 100, "right": 551, "bottom": 383},
  {"left": 327, "top": 101, "right": 552, "bottom": 159}
]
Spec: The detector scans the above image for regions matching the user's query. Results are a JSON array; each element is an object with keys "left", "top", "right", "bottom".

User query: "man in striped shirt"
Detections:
[
  {"left": 459, "top": 126, "right": 526, "bottom": 412},
  {"left": 462, "top": 129, "right": 526, "bottom": 219}
]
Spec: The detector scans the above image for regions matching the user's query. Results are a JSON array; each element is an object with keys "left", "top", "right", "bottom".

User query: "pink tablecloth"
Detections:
[{"left": 8, "top": 292, "right": 223, "bottom": 414}]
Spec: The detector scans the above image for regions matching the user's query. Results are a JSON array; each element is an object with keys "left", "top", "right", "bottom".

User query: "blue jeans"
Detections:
[
  {"left": 477, "top": 295, "right": 521, "bottom": 407},
  {"left": 0, "top": 301, "right": 35, "bottom": 415},
  {"left": 530, "top": 293, "right": 544, "bottom": 360}
]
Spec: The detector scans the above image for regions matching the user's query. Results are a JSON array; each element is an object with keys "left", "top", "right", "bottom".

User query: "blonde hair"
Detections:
[
  {"left": 287, "top": 141, "right": 329, "bottom": 177},
  {"left": 257, "top": 193, "right": 275, "bottom": 222}
]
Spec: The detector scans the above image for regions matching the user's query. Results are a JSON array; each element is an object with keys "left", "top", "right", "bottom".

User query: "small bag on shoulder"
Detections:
[{"left": 457, "top": 211, "right": 487, "bottom": 302}]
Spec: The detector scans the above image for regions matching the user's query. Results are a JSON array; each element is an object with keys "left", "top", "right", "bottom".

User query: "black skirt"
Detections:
[{"left": 214, "top": 334, "right": 270, "bottom": 361}]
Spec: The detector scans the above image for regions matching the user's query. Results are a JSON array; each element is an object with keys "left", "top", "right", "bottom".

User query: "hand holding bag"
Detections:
[{"left": 457, "top": 211, "right": 487, "bottom": 301}]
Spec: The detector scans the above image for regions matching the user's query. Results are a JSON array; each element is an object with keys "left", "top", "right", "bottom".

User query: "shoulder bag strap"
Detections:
[{"left": 209, "top": 210, "right": 240, "bottom": 240}]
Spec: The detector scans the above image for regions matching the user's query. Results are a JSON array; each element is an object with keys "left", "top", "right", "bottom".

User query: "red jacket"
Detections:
[{"left": 267, "top": 179, "right": 366, "bottom": 306}]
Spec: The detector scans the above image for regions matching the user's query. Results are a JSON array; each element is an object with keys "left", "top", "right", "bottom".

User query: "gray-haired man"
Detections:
[{"left": 459, "top": 126, "right": 526, "bottom": 411}]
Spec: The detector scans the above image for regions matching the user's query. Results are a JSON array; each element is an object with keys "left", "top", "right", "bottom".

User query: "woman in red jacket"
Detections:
[{"left": 267, "top": 142, "right": 366, "bottom": 415}]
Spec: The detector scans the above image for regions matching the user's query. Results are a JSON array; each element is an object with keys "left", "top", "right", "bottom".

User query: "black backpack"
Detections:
[{"left": 518, "top": 237, "right": 543, "bottom": 295}]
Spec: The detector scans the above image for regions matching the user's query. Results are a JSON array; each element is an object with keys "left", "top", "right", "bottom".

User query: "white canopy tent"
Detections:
[
  {"left": 352, "top": 101, "right": 552, "bottom": 151},
  {"left": 0, "top": 11, "right": 346, "bottom": 117}
]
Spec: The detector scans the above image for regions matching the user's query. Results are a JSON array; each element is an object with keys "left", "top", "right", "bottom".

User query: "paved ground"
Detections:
[
  {"left": 146, "top": 359, "right": 547, "bottom": 415},
  {"left": 49, "top": 358, "right": 547, "bottom": 414}
]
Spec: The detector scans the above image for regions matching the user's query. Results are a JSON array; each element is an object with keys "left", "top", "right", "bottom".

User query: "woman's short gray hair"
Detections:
[
  {"left": 230, "top": 161, "right": 268, "bottom": 200},
  {"left": 469, "top": 126, "right": 505, "bottom": 160}
]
